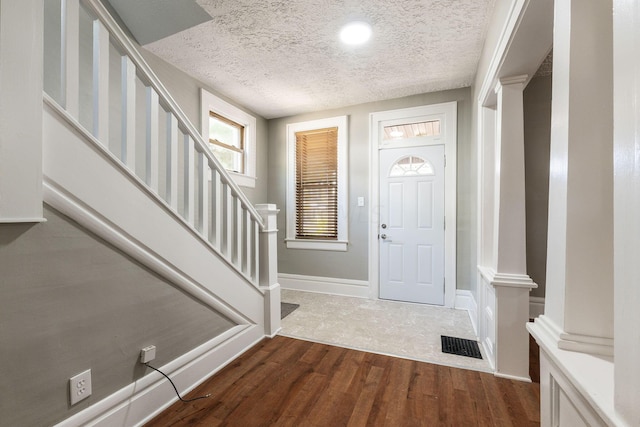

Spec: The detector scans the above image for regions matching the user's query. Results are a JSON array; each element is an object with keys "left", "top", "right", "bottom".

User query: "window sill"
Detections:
[
  {"left": 227, "top": 172, "right": 256, "bottom": 188},
  {"left": 285, "top": 239, "right": 348, "bottom": 251}
]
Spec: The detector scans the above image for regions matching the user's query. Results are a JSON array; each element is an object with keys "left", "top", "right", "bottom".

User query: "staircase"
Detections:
[{"left": 6, "top": 0, "right": 279, "bottom": 425}]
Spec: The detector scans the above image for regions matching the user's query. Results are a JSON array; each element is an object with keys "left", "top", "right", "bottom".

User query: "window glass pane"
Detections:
[
  {"left": 383, "top": 120, "right": 441, "bottom": 140},
  {"left": 209, "top": 114, "right": 242, "bottom": 149},
  {"left": 208, "top": 112, "right": 244, "bottom": 173},
  {"left": 389, "top": 156, "right": 434, "bottom": 176},
  {"left": 209, "top": 144, "right": 243, "bottom": 173}
]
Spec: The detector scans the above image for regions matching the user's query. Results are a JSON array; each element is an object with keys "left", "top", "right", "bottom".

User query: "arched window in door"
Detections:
[{"left": 389, "top": 155, "right": 434, "bottom": 177}]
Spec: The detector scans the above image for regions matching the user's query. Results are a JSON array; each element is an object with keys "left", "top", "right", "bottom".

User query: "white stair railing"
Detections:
[{"left": 43, "top": 0, "right": 265, "bottom": 287}]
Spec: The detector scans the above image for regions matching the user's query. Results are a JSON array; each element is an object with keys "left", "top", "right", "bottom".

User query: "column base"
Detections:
[
  {"left": 533, "top": 315, "right": 613, "bottom": 357},
  {"left": 527, "top": 319, "right": 620, "bottom": 426},
  {"left": 478, "top": 266, "right": 537, "bottom": 381}
]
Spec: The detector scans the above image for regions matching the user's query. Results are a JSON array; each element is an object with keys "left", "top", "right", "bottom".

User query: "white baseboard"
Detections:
[
  {"left": 529, "top": 296, "right": 545, "bottom": 319},
  {"left": 455, "top": 290, "right": 478, "bottom": 336},
  {"left": 279, "top": 273, "right": 369, "bottom": 298},
  {"left": 55, "top": 325, "right": 264, "bottom": 427}
]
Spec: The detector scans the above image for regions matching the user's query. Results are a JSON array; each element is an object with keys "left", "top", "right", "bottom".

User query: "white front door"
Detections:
[{"left": 379, "top": 145, "right": 445, "bottom": 305}]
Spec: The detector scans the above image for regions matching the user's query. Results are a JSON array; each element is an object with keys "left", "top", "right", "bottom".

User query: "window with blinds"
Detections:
[{"left": 295, "top": 127, "right": 339, "bottom": 239}]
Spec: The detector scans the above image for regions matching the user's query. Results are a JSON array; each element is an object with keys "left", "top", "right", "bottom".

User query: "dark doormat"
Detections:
[
  {"left": 441, "top": 335, "right": 483, "bottom": 359},
  {"left": 281, "top": 302, "right": 300, "bottom": 319}
]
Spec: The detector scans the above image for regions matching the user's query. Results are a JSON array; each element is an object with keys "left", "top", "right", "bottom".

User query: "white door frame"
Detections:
[{"left": 369, "top": 102, "right": 457, "bottom": 307}]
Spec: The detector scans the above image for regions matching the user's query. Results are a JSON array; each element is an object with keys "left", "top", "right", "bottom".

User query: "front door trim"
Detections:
[{"left": 369, "top": 102, "right": 457, "bottom": 307}]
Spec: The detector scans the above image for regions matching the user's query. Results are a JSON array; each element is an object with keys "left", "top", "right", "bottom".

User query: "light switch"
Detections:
[{"left": 357, "top": 197, "right": 365, "bottom": 207}]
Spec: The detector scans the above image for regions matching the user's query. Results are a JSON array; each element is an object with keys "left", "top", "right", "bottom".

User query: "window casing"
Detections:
[
  {"left": 201, "top": 89, "right": 256, "bottom": 187},
  {"left": 286, "top": 116, "right": 348, "bottom": 251}
]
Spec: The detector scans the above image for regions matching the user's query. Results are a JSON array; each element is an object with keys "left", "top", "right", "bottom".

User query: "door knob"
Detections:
[{"left": 381, "top": 234, "right": 387, "bottom": 240}]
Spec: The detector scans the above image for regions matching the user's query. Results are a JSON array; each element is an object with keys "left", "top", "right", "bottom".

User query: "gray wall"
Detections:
[
  {"left": 524, "top": 75, "right": 552, "bottom": 299},
  {"left": 268, "top": 88, "right": 474, "bottom": 290},
  {"left": 0, "top": 207, "right": 235, "bottom": 427}
]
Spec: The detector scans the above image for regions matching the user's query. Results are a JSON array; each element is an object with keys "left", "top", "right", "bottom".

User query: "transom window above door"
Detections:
[
  {"left": 383, "top": 119, "right": 441, "bottom": 140},
  {"left": 389, "top": 156, "right": 434, "bottom": 176}
]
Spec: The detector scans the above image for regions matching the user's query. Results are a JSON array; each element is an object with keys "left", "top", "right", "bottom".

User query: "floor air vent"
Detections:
[{"left": 441, "top": 336, "right": 483, "bottom": 359}]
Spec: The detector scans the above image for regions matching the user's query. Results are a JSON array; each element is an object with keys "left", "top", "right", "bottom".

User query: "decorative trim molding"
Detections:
[
  {"left": 54, "top": 325, "right": 264, "bottom": 427},
  {"left": 478, "top": 266, "right": 537, "bottom": 289},
  {"left": 279, "top": 273, "right": 369, "bottom": 298},
  {"left": 529, "top": 296, "right": 545, "bottom": 319},
  {"left": 531, "top": 315, "right": 614, "bottom": 357},
  {"left": 528, "top": 320, "right": 622, "bottom": 426},
  {"left": 558, "top": 333, "right": 614, "bottom": 357},
  {"left": 0, "top": 217, "right": 47, "bottom": 223},
  {"left": 454, "top": 290, "right": 478, "bottom": 336}
]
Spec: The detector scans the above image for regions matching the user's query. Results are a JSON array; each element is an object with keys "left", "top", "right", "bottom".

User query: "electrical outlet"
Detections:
[
  {"left": 140, "top": 345, "right": 156, "bottom": 364},
  {"left": 69, "top": 369, "right": 92, "bottom": 405}
]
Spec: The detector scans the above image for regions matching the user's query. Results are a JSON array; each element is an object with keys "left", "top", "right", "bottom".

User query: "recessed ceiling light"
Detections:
[
  {"left": 339, "top": 21, "right": 372, "bottom": 46},
  {"left": 390, "top": 130, "right": 404, "bottom": 138}
]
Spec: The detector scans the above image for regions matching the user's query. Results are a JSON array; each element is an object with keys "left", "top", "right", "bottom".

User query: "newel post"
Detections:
[{"left": 256, "top": 204, "right": 281, "bottom": 337}]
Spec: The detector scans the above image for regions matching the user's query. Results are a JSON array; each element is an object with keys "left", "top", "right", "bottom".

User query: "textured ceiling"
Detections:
[{"left": 144, "top": 0, "right": 496, "bottom": 119}]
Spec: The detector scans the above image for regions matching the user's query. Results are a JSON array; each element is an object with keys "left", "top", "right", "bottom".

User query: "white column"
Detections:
[
  {"left": 0, "top": 0, "right": 44, "bottom": 222},
  {"left": 487, "top": 75, "right": 537, "bottom": 381},
  {"left": 613, "top": 0, "right": 640, "bottom": 425},
  {"left": 256, "top": 204, "right": 280, "bottom": 337},
  {"left": 532, "top": 0, "right": 614, "bottom": 357}
]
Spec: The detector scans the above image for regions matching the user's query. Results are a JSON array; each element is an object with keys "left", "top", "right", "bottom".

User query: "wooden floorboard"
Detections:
[{"left": 146, "top": 336, "right": 540, "bottom": 427}]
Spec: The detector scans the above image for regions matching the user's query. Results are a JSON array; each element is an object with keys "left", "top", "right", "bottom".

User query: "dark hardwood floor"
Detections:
[{"left": 146, "top": 336, "right": 541, "bottom": 426}]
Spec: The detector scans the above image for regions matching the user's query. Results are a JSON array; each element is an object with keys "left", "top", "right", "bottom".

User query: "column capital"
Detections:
[{"left": 494, "top": 74, "right": 529, "bottom": 93}]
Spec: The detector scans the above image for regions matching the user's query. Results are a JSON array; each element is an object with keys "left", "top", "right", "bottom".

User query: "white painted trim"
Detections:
[
  {"left": 285, "top": 116, "right": 349, "bottom": 248},
  {"left": 43, "top": 179, "right": 255, "bottom": 326},
  {"left": 478, "top": 265, "right": 537, "bottom": 290},
  {"left": 369, "top": 102, "right": 457, "bottom": 307},
  {"left": 529, "top": 296, "right": 545, "bottom": 319},
  {"left": 279, "top": 273, "right": 369, "bottom": 298},
  {"left": 454, "top": 290, "right": 478, "bottom": 336},
  {"left": 0, "top": 217, "right": 47, "bottom": 223},
  {"left": 284, "top": 239, "right": 348, "bottom": 251},
  {"left": 531, "top": 314, "right": 614, "bottom": 357},
  {"left": 54, "top": 325, "right": 264, "bottom": 427},
  {"left": 528, "top": 320, "right": 623, "bottom": 427},
  {"left": 477, "top": 0, "right": 529, "bottom": 105},
  {"left": 200, "top": 88, "right": 257, "bottom": 188},
  {"left": 494, "top": 371, "right": 532, "bottom": 383}
]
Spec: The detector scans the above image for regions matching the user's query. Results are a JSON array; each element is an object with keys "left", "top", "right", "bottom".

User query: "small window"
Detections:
[
  {"left": 201, "top": 89, "right": 257, "bottom": 188},
  {"left": 286, "top": 116, "right": 348, "bottom": 251},
  {"left": 389, "top": 156, "right": 434, "bottom": 177},
  {"left": 208, "top": 112, "right": 244, "bottom": 173},
  {"left": 383, "top": 119, "right": 441, "bottom": 140}
]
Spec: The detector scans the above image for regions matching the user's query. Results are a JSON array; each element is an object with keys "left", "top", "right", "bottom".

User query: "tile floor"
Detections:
[{"left": 279, "top": 289, "right": 492, "bottom": 373}]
